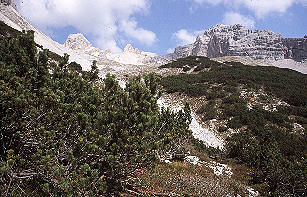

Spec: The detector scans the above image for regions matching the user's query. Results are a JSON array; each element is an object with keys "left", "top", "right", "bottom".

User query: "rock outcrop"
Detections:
[
  {"left": 0, "top": 0, "right": 16, "bottom": 10},
  {"left": 106, "top": 43, "right": 158, "bottom": 65},
  {"left": 64, "top": 33, "right": 92, "bottom": 51},
  {"left": 173, "top": 24, "right": 307, "bottom": 62},
  {"left": 173, "top": 44, "right": 193, "bottom": 58},
  {"left": 64, "top": 34, "right": 158, "bottom": 65},
  {"left": 64, "top": 33, "right": 112, "bottom": 60},
  {"left": 124, "top": 44, "right": 141, "bottom": 54},
  {"left": 282, "top": 38, "right": 307, "bottom": 62}
]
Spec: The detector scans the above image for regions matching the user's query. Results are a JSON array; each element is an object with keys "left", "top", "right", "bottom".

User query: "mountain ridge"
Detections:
[
  {"left": 2, "top": 1, "right": 306, "bottom": 73},
  {"left": 172, "top": 24, "right": 307, "bottom": 62},
  {"left": 64, "top": 33, "right": 158, "bottom": 65},
  {"left": 0, "top": 1, "right": 94, "bottom": 70},
  {"left": 0, "top": 1, "right": 157, "bottom": 69}
]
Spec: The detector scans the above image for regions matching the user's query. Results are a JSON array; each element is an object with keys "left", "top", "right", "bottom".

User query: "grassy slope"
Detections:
[{"left": 159, "top": 56, "right": 307, "bottom": 196}]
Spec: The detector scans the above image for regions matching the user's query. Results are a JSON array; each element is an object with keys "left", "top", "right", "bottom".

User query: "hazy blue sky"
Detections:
[{"left": 16, "top": 0, "right": 307, "bottom": 54}]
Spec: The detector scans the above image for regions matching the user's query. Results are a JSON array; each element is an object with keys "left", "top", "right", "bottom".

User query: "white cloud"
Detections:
[
  {"left": 190, "top": 0, "right": 306, "bottom": 18},
  {"left": 222, "top": 12, "right": 255, "bottom": 28},
  {"left": 15, "top": 0, "right": 156, "bottom": 52},
  {"left": 236, "top": 0, "right": 296, "bottom": 18},
  {"left": 173, "top": 29, "right": 203, "bottom": 46},
  {"left": 119, "top": 20, "right": 157, "bottom": 46},
  {"left": 192, "top": 0, "right": 224, "bottom": 5}
]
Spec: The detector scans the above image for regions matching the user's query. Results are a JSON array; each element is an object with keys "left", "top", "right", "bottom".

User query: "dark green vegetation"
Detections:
[
  {"left": 159, "top": 56, "right": 222, "bottom": 72},
  {"left": 0, "top": 21, "right": 63, "bottom": 63},
  {"left": 0, "top": 21, "right": 20, "bottom": 37},
  {"left": 161, "top": 57, "right": 307, "bottom": 196},
  {"left": 0, "top": 30, "right": 195, "bottom": 196},
  {"left": 161, "top": 60, "right": 307, "bottom": 106}
]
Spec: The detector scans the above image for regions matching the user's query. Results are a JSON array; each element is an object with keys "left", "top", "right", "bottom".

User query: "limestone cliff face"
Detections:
[
  {"left": 282, "top": 38, "right": 307, "bottom": 62},
  {"left": 64, "top": 33, "right": 112, "bottom": 61},
  {"left": 0, "top": 0, "right": 16, "bottom": 10},
  {"left": 174, "top": 24, "right": 307, "bottom": 62},
  {"left": 173, "top": 44, "right": 193, "bottom": 58},
  {"left": 64, "top": 33, "right": 92, "bottom": 51}
]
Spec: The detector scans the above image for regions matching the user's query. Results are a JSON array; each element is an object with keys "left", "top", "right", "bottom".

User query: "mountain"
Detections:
[
  {"left": 64, "top": 33, "right": 158, "bottom": 65},
  {"left": 1, "top": 1, "right": 306, "bottom": 196},
  {"left": 0, "top": 1, "right": 95, "bottom": 70},
  {"left": 173, "top": 24, "right": 307, "bottom": 62},
  {"left": 0, "top": 1, "right": 157, "bottom": 70},
  {"left": 2, "top": 0, "right": 305, "bottom": 73},
  {"left": 106, "top": 43, "right": 158, "bottom": 65}
]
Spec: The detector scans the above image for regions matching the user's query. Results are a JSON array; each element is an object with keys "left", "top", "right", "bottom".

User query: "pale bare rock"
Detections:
[
  {"left": 64, "top": 33, "right": 158, "bottom": 66},
  {"left": 157, "top": 95, "right": 224, "bottom": 149},
  {"left": 205, "top": 161, "right": 233, "bottom": 177},
  {"left": 106, "top": 44, "right": 158, "bottom": 65},
  {"left": 184, "top": 156, "right": 233, "bottom": 177},
  {"left": 173, "top": 24, "right": 307, "bottom": 63},
  {"left": 213, "top": 56, "right": 307, "bottom": 74},
  {"left": 185, "top": 156, "right": 203, "bottom": 166},
  {"left": 0, "top": 3, "right": 92, "bottom": 70},
  {"left": 271, "top": 59, "right": 307, "bottom": 74},
  {"left": 0, "top": 0, "right": 16, "bottom": 10},
  {"left": 64, "top": 33, "right": 92, "bottom": 51}
]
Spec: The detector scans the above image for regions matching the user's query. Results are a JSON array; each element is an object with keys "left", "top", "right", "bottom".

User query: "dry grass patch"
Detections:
[{"left": 134, "top": 162, "right": 250, "bottom": 196}]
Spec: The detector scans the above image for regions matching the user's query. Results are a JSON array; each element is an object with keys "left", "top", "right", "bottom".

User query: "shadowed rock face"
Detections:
[
  {"left": 282, "top": 38, "right": 307, "bottom": 62},
  {"left": 174, "top": 24, "right": 307, "bottom": 62}
]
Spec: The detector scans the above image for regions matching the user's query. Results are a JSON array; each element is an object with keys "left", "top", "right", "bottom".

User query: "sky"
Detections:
[{"left": 15, "top": 0, "right": 307, "bottom": 54}]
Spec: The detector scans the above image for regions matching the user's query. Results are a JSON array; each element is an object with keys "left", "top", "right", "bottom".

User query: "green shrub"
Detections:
[
  {"left": 161, "top": 60, "right": 307, "bottom": 107},
  {"left": 159, "top": 56, "right": 222, "bottom": 72},
  {"left": 0, "top": 30, "right": 193, "bottom": 196}
]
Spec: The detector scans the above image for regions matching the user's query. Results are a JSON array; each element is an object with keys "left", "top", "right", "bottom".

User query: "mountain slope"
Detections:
[
  {"left": 0, "top": 30, "right": 198, "bottom": 196},
  {"left": 159, "top": 56, "right": 306, "bottom": 196},
  {"left": 0, "top": 2, "right": 93, "bottom": 70}
]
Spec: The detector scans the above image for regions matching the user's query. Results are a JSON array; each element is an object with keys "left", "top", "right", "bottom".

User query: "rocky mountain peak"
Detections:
[
  {"left": 124, "top": 43, "right": 141, "bottom": 54},
  {"left": 64, "top": 33, "right": 92, "bottom": 51},
  {"left": 207, "top": 24, "right": 246, "bottom": 32},
  {"left": 173, "top": 24, "right": 306, "bottom": 62},
  {"left": 0, "top": 0, "right": 17, "bottom": 10}
]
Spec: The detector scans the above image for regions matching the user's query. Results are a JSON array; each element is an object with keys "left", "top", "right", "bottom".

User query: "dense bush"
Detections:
[
  {"left": 0, "top": 21, "right": 20, "bottom": 37},
  {"left": 0, "top": 31, "right": 192, "bottom": 196},
  {"left": 159, "top": 56, "right": 222, "bottom": 72},
  {"left": 161, "top": 61, "right": 307, "bottom": 107},
  {"left": 226, "top": 126, "right": 306, "bottom": 196},
  {"left": 197, "top": 101, "right": 217, "bottom": 121}
]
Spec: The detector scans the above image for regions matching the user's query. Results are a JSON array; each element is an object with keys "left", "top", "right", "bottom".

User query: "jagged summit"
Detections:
[
  {"left": 172, "top": 24, "right": 307, "bottom": 62},
  {"left": 64, "top": 33, "right": 158, "bottom": 65},
  {"left": 108, "top": 43, "right": 158, "bottom": 65},
  {"left": 1, "top": 3, "right": 306, "bottom": 72},
  {"left": 207, "top": 24, "right": 246, "bottom": 31},
  {"left": 64, "top": 33, "right": 92, "bottom": 51},
  {"left": 124, "top": 44, "right": 134, "bottom": 52},
  {"left": 124, "top": 43, "right": 140, "bottom": 54}
]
